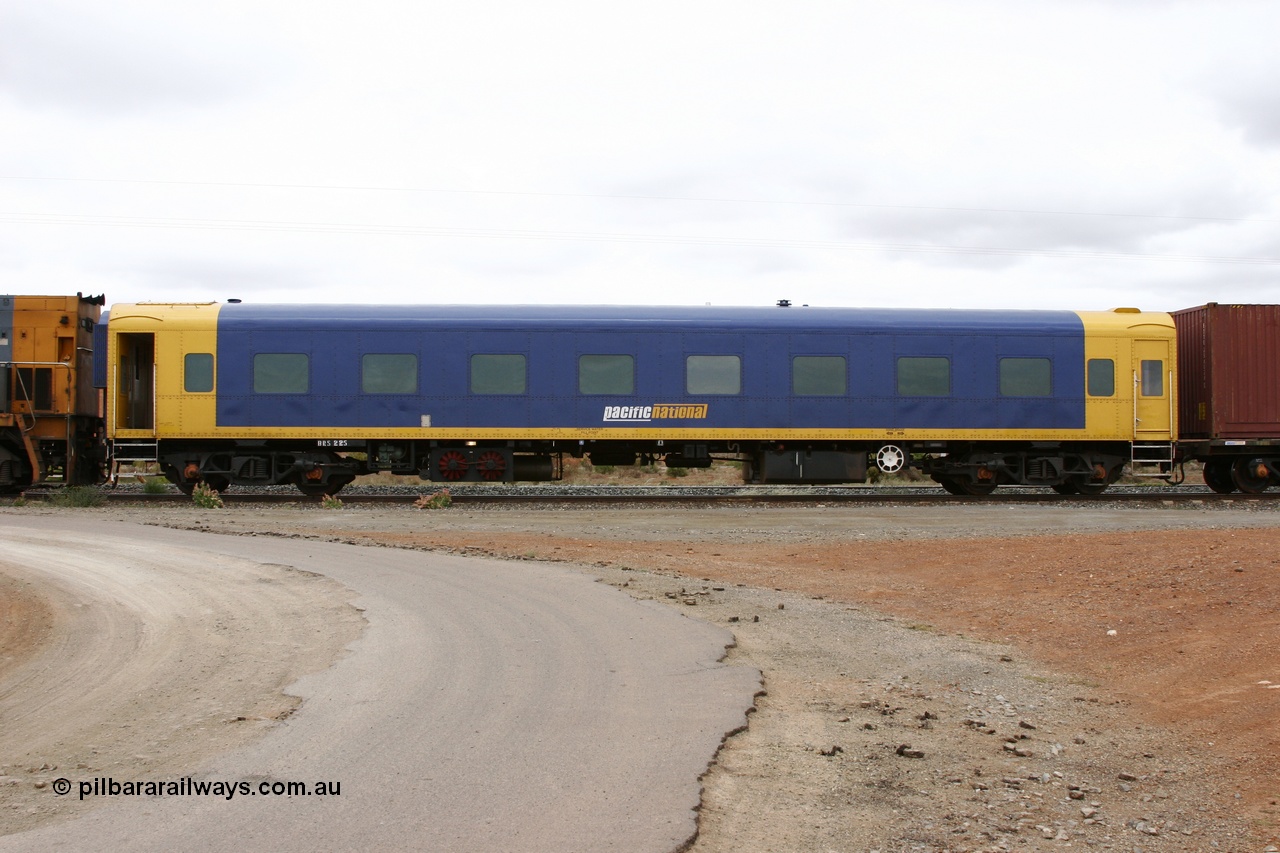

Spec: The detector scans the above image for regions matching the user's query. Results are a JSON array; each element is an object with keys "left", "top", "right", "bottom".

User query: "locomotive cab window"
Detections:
[
  {"left": 362, "top": 353, "right": 417, "bottom": 394},
  {"left": 471, "top": 354, "right": 526, "bottom": 394},
  {"left": 792, "top": 356, "right": 846, "bottom": 396},
  {"left": 896, "top": 357, "right": 950, "bottom": 396},
  {"left": 1140, "top": 360, "right": 1164, "bottom": 396},
  {"left": 14, "top": 367, "right": 53, "bottom": 410},
  {"left": 1087, "top": 359, "right": 1115, "bottom": 397},
  {"left": 686, "top": 355, "right": 741, "bottom": 395},
  {"left": 254, "top": 353, "right": 309, "bottom": 394},
  {"left": 579, "top": 354, "right": 634, "bottom": 395},
  {"left": 184, "top": 353, "right": 214, "bottom": 393},
  {"left": 998, "top": 357, "right": 1051, "bottom": 397}
]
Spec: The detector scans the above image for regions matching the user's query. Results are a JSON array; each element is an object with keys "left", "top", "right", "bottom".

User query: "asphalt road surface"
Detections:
[{"left": 0, "top": 517, "right": 759, "bottom": 852}]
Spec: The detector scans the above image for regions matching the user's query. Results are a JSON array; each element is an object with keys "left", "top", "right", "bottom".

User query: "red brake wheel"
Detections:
[
  {"left": 475, "top": 450, "right": 508, "bottom": 481},
  {"left": 437, "top": 450, "right": 469, "bottom": 481}
]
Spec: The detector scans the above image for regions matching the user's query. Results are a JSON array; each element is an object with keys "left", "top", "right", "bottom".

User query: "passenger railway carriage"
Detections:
[{"left": 94, "top": 301, "right": 1178, "bottom": 496}]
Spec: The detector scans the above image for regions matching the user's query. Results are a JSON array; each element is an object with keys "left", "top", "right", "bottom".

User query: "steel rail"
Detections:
[{"left": 37, "top": 486, "right": 1272, "bottom": 506}]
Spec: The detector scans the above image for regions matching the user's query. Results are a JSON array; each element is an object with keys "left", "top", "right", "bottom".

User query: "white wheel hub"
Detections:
[{"left": 875, "top": 445, "right": 906, "bottom": 473}]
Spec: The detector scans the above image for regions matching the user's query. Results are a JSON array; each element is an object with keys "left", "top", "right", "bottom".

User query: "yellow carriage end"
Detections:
[
  {"left": 107, "top": 302, "right": 223, "bottom": 332},
  {"left": 106, "top": 303, "right": 223, "bottom": 440},
  {"left": 1075, "top": 308, "right": 1177, "bottom": 443}
]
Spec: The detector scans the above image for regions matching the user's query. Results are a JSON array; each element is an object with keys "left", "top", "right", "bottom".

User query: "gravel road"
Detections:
[{"left": 0, "top": 515, "right": 758, "bottom": 852}]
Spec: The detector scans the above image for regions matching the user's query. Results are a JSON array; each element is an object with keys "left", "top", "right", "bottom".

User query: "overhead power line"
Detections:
[
  {"left": 3, "top": 211, "right": 1278, "bottom": 266},
  {"left": 0, "top": 174, "right": 1276, "bottom": 225}
]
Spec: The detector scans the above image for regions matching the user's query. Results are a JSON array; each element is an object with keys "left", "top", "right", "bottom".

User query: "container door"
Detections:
[{"left": 1133, "top": 339, "right": 1172, "bottom": 439}]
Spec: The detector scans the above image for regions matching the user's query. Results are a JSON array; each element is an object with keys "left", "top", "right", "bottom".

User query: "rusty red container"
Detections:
[{"left": 1172, "top": 303, "right": 1280, "bottom": 439}]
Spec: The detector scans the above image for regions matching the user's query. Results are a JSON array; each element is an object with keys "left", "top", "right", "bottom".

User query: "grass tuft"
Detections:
[
  {"left": 49, "top": 486, "right": 107, "bottom": 508},
  {"left": 414, "top": 489, "right": 452, "bottom": 509},
  {"left": 192, "top": 482, "right": 224, "bottom": 509}
]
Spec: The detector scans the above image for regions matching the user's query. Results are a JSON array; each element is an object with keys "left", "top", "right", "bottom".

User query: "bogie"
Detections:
[{"left": 1231, "top": 457, "right": 1274, "bottom": 494}]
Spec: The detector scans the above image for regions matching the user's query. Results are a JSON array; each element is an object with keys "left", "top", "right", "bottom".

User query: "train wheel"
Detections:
[
  {"left": 932, "top": 476, "right": 967, "bottom": 495},
  {"left": 162, "top": 465, "right": 196, "bottom": 495},
  {"left": 934, "top": 476, "right": 997, "bottom": 496},
  {"left": 1231, "top": 458, "right": 1271, "bottom": 494},
  {"left": 0, "top": 456, "right": 33, "bottom": 494},
  {"left": 1068, "top": 473, "right": 1112, "bottom": 496},
  {"left": 1064, "top": 468, "right": 1116, "bottom": 494},
  {"left": 295, "top": 476, "right": 352, "bottom": 497},
  {"left": 1202, "top": 459, "right": 1237, "bottom": 494},
  {"left": 203, "top": 475, "right": 230, "bottom": 493},
  {"left": 436, "top": 450, "right": 469, "bottom": 481},
  {"left": 475, "top": 450, "right": 508, "bottom": 481},
  {"left": 1050, "top": 482, "right": 1079, "bottom": 495}
]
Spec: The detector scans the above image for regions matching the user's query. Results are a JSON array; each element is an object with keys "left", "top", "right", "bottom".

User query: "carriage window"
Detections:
[
  {"left": 897, "top": 357, "right": 950, "bottom": 396},
  {"left": 471, "top": 354, "right": 526, "bottom": 394},
  {"left": 1087, "top": 358, "right": 1115, "bottom": 397},
  {"left": 999, "top": 357, "right": 1051, "bottom": 397},
  {"left": 686, "top": 355, "right": 741, "bottom": 395},
  {"left": 579, "top": 355, "right": 634, "bottom": 395},
  {"left": 184, "top": 353, "right": 214, "bottom": 393},
  {"left": 792, "top": 356, "right": 846, "bottom": 396},
  {"left": 253, "top": 353, "right": 309, "bottom": 393},
  {"left": 1140, "top": 360, "right": 1164, "bottom": 397},
  {"left": 363, "top": 353, "right": 417, "bottom": 394}
]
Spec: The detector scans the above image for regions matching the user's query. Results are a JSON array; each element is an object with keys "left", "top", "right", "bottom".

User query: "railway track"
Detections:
[{"left": 22, "top": 484, "right": 1274, "bottom": 506}]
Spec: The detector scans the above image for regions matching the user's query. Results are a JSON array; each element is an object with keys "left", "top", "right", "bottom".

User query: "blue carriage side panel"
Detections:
[
  {"left": 213, "top": 303, "right": 1086, "bottom": 432},
  {"left": 92, "top": 312, "right": 110, "bottom": 389}
]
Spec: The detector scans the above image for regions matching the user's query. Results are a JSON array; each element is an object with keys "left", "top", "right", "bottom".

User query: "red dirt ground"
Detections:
[{"left": 337, "top": 525, "right": 1280, "bottom": 830}]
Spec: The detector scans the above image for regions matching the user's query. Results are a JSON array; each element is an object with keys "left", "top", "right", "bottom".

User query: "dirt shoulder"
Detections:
[{"left": 4, "top": 500, "right": 1279, "bottom": 850}]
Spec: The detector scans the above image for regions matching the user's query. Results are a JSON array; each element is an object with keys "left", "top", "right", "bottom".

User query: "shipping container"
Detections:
[{"left": 1172, "top": 303, "right": 1280, "bottom": 440}]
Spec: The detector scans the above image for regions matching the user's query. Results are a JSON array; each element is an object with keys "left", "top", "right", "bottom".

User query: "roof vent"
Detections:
[
  {"left": 1111, "top": 307, "right": 1141, "bottom": 313},
  {"left": 777, "top": 299, "right": 791, "bottom": 308}
]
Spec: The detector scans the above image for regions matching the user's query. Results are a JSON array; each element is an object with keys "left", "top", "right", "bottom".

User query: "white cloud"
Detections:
[
  {"left": 2, "top": 0, "right": 1280, "bottom": 311},
  {"left": 0, "top": 1, "right": 289, "bottom": 115}
]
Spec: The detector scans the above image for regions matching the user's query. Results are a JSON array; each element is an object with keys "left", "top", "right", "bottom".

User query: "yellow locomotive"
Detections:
[{"left": 0, "top": 293, "right": 105, "bottom": 492}]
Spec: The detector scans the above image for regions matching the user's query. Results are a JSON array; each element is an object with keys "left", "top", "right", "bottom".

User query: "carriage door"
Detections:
[
  {"left": 1133, "top": 339, "right": 1172, "bottom": 439},
  {"left": 115, "top": 333, "right": 155, "bottom": 431}
]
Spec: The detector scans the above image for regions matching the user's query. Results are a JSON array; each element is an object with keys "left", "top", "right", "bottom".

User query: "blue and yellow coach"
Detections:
[{"left": 98, "top": 302, "right": 1175, "bottom": 495}]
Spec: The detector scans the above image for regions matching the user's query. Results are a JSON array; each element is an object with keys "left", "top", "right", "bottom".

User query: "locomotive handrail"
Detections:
[
  {"left": 0, "top": 360, "right": 76, "bottom": 366},
  {"left": 4, "top": 360, "right": 76, "bottom": 410},
  {"left": 1132, "top": 370, "right": 1139, "bottom": 435}
]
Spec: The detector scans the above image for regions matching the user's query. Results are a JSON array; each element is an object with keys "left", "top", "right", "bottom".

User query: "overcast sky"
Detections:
[{"left": 3, "top": 1, "right": 1279, "bottom": 312}]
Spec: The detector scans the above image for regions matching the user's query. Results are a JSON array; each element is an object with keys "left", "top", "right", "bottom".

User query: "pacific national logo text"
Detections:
[{"left": 602, "top": 404, "right": 709, "bottom": 422}]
